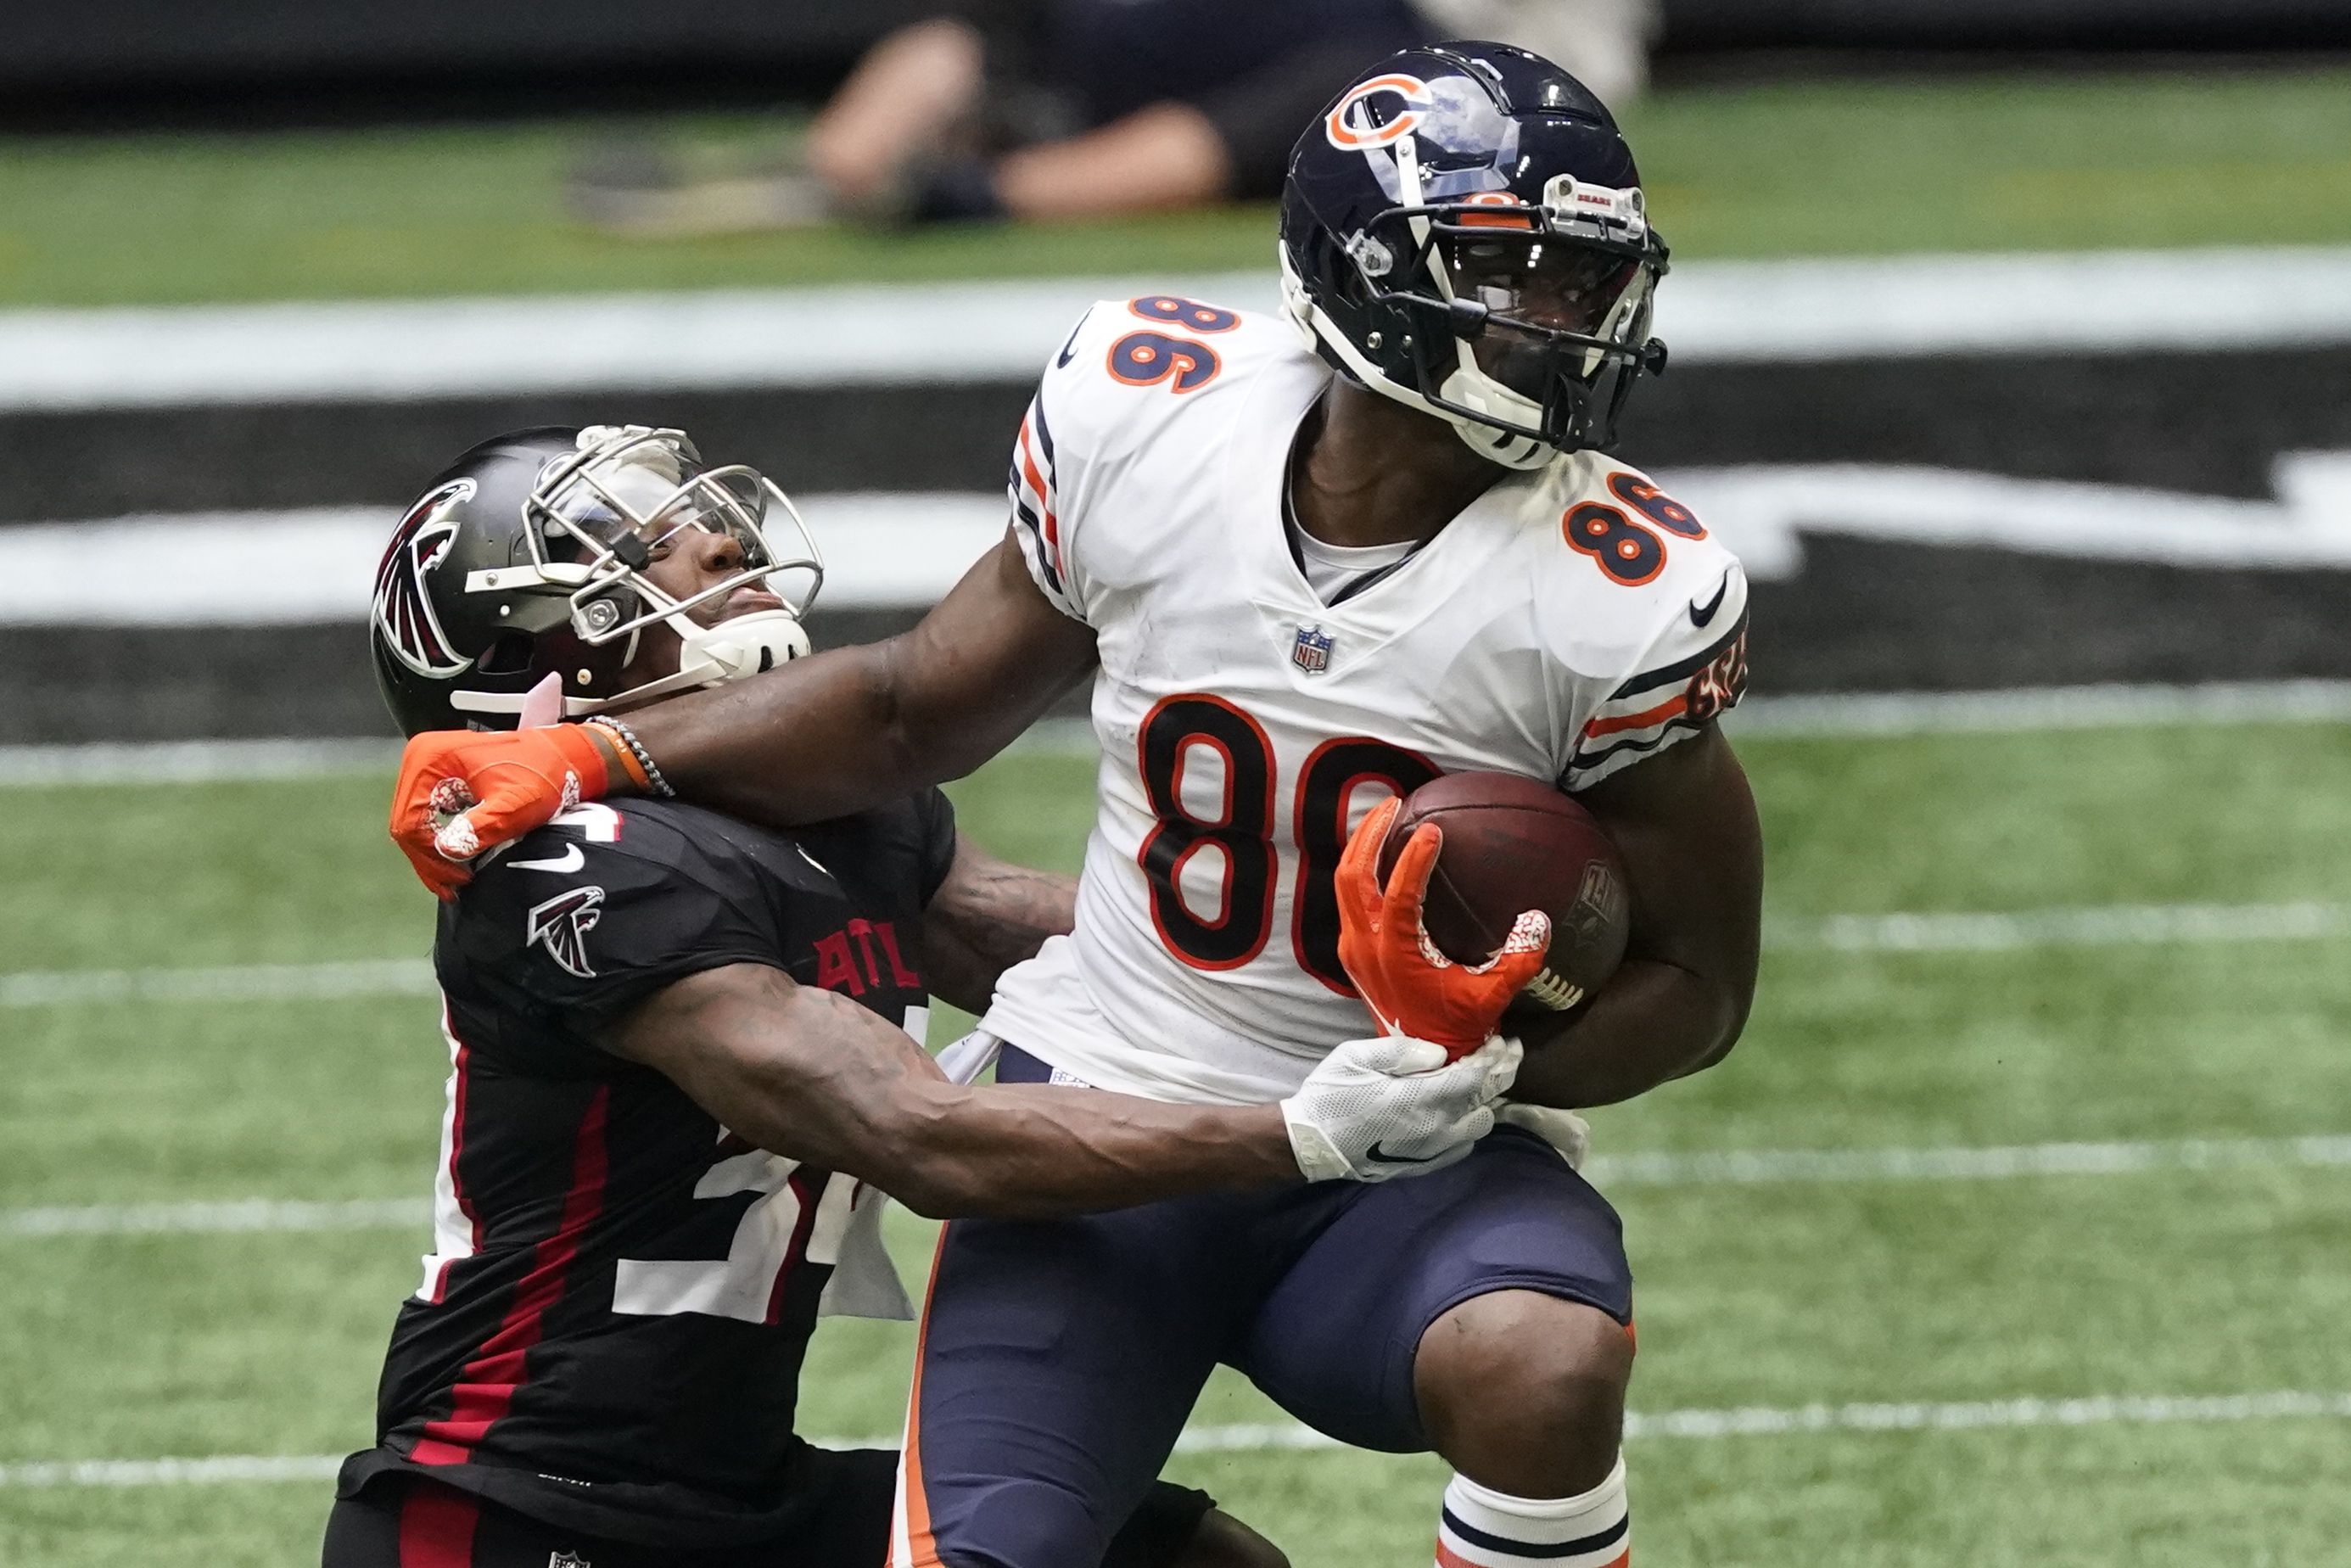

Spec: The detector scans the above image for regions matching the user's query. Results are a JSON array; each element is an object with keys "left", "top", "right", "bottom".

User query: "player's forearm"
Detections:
[
  {"left": 877, "top": 1084, "right": 1301, "bottom": 1218},
  {"left": 649, "top": 978, "right": 1299, "bottom": 1218},
  {"left": 1507, "top": 957, "right": 1748, "bottom": 1109},
  {"left": 922, "top": 859, "right": 1078, "bottom": 1011},
  {"left": 617, "top": 640, "right": 942, "bottom": 827},
  {"left": 613, "top": 540, "right": 1095, "bottom": 829}
]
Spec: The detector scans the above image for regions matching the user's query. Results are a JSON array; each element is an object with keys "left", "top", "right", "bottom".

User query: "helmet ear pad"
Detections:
[
  {"left": 531, "top": 582, "right": 649, "bottom": 710},
  {"left": 449, "top": 583, "right": 644, "bottom": 730}
]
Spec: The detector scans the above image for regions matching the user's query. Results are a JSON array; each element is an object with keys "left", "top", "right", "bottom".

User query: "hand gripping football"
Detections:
[{"left": 1374, "top": 771, "right": 1632, "bottom": 1018}]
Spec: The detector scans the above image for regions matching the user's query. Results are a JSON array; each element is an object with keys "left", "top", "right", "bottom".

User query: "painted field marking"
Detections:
[
  {"left": 0, "top": 737, "right": 403, "bottom": 787},
  {"left": 7, "top": 897, "right": 2338, "bottom": 1012},
  {"left": 1726, "top": 679, "right": 2351, "bottom": 737},
  {"left": 10, "top": 246, "right": 2351, "bottom": 412},
  {"left": 0, "top": 959, "right": 435, "bottom": 1008},
  {"left": 1587, "top": 1134, "right": 2351, "bottom": 1188},
  {"left": 8, "top": 1391, "right": 2350, "bottom": 1487},
  {"left": 0, "top": 494, "right": 1005, "bottom": 627},
  {"left": 1767, "top": 899, "right": 2349, "bottom": 952},
  {"left": 3, "top": 681, "right": 2345, "bottom": 787},
  {"left": 21, "top": 456, "right": 2351, "bottom": 626},
  {"left": 11, "top": 1134, "right": 2351, "bottom": 1243},
  {"left": 0, "top": 1199, "right": 429, "bottom": 1238}
]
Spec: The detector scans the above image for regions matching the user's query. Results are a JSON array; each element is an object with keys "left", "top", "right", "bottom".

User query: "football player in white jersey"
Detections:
[{"left": 390, "top": 42, "right": 1763, "bottom": 1568}]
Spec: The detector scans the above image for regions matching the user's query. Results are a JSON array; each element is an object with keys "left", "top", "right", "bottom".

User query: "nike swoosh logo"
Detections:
[
  {"left": 1688, "top": 574, "right": 1731, "bottom": 629},
  {"left": 510, "top": 843, "right": 584, "bottom": 874},
  {"left": 1366, "top": 1141, "right": 1442, "bottom": 1167},
  {"left": 796, "top": 844, "right": 835, "bottom": 879}
]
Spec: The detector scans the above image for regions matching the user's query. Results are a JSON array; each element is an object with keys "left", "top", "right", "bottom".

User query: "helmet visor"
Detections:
[
  {"left": 1443, "top": 234, "right": 1649, "bottom": 398},
  {"left": 529, "top": 428, "right": 823, "bottom": 643},
  {"left": 546, "top": 450, "right": 767, "bottom": 564}
]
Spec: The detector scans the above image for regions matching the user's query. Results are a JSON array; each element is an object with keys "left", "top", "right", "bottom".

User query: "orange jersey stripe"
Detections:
[
  {"left": 1584, "top": 693, "right": 1688, "bottom": 740},
  {"left": 895, "top": 1228, "right": 954, "bottom": 1568},
  {"left": 1016, "top": 421, "right": 1064, "bottom": 581}
]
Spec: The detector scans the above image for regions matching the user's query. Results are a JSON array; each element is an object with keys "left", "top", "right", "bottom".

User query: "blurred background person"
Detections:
[
  {"left": 582, "top": 0, "right": 1435, "bottom": 231},
  {"left": 1415, "top": 0, "right": 1658, "bottom": 106},
  {"left": 573, "top": 0, "right": 1655, "bottom": 232}
]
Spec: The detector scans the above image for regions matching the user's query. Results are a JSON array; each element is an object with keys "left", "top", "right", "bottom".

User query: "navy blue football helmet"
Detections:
[{"left": 1279, "top": 42, "right": 1669, "bottom": 468}]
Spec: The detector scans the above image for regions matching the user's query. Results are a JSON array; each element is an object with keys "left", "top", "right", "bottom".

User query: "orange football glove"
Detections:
[
  {"left": 388, "top": 724, "right": 614, "bottom": 899},
  {"left": 1335, "top": 797, "right": 1552, "bottom": 1059}
]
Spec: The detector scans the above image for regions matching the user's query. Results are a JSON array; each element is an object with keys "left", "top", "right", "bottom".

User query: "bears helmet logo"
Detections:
[{"left": 1324, "top": 74, "right": 1430, "bottom": 151}]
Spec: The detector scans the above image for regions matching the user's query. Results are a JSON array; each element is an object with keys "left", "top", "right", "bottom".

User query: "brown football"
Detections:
[{"left": 1374, "top": 770, "right": 1632, "bottom": 1016}]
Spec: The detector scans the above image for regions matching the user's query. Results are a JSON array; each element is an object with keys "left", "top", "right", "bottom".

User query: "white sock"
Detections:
[{"left": 1435, "top": 1458, "right": 1630, "bottom": 1568}]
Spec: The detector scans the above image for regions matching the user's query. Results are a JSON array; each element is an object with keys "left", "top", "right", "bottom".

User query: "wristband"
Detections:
[{"left": 585, "top": 718, "right": 675, "bottom": 798}]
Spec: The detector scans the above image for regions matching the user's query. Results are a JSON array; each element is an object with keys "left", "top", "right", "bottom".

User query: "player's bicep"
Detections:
[
  {"left": 607, "top": 962, "right": 949, "bottom": 1175},
  {"left": 889, "top": 531, "right": 1097, "bottom": 776},
  {"left": 1570, "top": 724, "right": 1762, "bottom": 1013}
]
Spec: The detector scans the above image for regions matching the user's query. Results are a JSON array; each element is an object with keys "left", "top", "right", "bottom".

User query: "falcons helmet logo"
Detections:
[
  {"left": 372, "top": 478, "right": 477, "bottom": 676},
  {"left": 526, "top": 886, "right": 606, "bottom": 979}
]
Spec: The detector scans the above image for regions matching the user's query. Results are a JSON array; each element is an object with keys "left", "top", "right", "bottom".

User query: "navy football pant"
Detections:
[{"left": 893, "top": 1049, "right": 1633, "bottom": 1568}]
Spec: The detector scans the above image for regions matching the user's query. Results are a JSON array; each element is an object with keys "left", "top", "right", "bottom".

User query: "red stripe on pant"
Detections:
[
  {"left": 411, "top": 1085, "right": 612, "bottom": 1466},
  {"left": 398, "top": 1481, "right": 482, "bottom": 1567}
]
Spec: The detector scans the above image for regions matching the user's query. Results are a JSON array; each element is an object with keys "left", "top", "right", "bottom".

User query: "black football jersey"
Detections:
[{"left": 338, "top": 792, "right": 956, "bottom": 1546}]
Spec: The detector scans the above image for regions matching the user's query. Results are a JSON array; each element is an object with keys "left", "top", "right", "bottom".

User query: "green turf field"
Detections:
[
  {"left": 5, "top": 65, "right": 2351, "bottom": 308},
  {"left": 4, "top": 718, "right": 2350, "bottom": 1565}
]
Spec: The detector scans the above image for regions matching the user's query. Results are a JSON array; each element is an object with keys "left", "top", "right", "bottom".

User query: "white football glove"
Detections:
[{"left": 1280, "top": 1034, "right": 1523, "bottom": 1184}]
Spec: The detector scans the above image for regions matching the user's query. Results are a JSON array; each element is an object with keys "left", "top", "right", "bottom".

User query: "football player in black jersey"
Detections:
[{"left": 333, "top": 425, "right": 1522, "bottom": 1567}]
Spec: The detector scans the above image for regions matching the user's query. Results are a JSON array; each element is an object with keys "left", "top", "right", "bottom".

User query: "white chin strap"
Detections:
[
  {"left": 1433, "top": 367, "right": 1553, "bottom": 471},
  {"left": 599, "top": 609, "right": 812, "bottom": 713},
  {"left": 446, "top": 608, "right": 811, "bottom": 720},
  {"left": 1278, "top": 247, "right": 1553, "bottom": 473}
]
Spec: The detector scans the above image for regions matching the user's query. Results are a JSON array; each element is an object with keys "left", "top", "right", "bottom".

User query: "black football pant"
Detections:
[{"left": 322, "top": 1453, "right": 1214, "bottom": 1568}]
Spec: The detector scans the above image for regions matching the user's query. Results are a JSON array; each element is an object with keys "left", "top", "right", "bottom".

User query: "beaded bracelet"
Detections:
[{"left": 587, "top": 717, "right": 676, "bottom": 799}]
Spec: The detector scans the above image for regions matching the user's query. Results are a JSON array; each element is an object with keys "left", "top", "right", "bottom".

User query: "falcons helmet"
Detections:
[
  {"left": 370, "top": 424, "right": 822, "bottom": 736},
  {"left": 1279, "top": 42, "right": 1670, "bottom": 469}
]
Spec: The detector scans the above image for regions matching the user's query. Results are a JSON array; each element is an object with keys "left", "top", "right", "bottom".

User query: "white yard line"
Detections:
[
  {"left": 1726, "top": 679, "right": 2351, "bottom": 736},
  {"left": 0, "top": 959, "right": 436, "bottom": 1008},
  {"left": 1586, "top": 1134, "right": 2351, "bottom": 1188},
  {"left": 3, "top": 680, "right": 2346, "bottom": 788},
  {"left": 9, "top": 249, "right": 2351, "bottom": 412},
  {"left": 250, "top": 454, "right": 2351, "bottom": 634},
  {"left": 5, "top": 899, "right": 2336, "bottom": 1012},
  {"left": 1767, "top": 899, "right": 2350, "bottom": 952},
  {"left": 0, "top": 495, "right": 1006, "bottom": 627},
  {"left": 22, "top": 452, "right": 2351, "bottom": 629},
  {"left": 8, "top": 1391, "right": 2349, "bottom": 1487},
  {"left": 0, "top": 737, "right": 404, "bottom": 786},
  {"left": 11, "top": 1134, "right": 2350, "bottom": 1243},
  {"left": 0, "top": 716, "right": 1095, "bottom": 787},
  {"left": 0, "top": 1199, "right": 429, "bottom": 1238},
  {"left": 0, "top": 1454, "right": 350, "bottom": 1488}
]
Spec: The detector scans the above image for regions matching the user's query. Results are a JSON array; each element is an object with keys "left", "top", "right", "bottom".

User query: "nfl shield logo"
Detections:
[
  {"left": 548, "top": 1553, "right": 592, "bottom": 1568},
  {"left": 1292, "top": 624, "right": 1334, "bottom": 675}
]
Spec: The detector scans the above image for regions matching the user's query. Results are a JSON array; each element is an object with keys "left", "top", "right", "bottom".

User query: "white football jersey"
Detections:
[{"left": 977, "top": 296, "right": 1749, "bottom": 1105}]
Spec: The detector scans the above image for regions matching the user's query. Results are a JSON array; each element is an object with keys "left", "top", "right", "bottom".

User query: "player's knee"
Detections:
[
  {"left": 1173, "top": 1509, "right": 1290, "bottom": 1568},
  {"left": 1414, "top": 1291, "right": 1632, "bottom": 1481}
]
